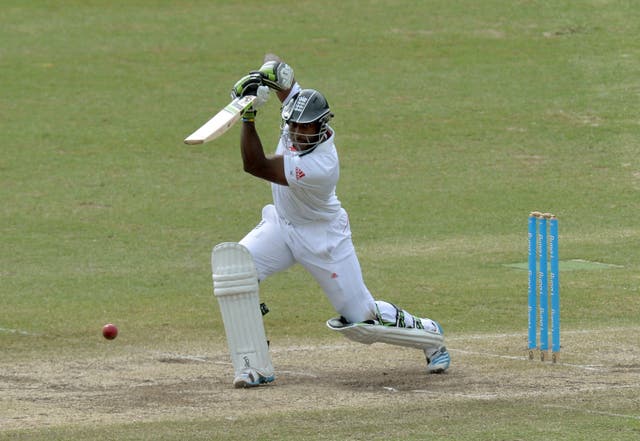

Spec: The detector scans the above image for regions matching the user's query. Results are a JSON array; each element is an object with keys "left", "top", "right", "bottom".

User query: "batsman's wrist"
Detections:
[{"left": 242, "top": 107, "right": 257, "bottom": 122}]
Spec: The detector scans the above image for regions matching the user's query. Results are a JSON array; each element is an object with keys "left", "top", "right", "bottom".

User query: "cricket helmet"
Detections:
[{"left": 281, "top": 89, "right": 334, "bottom": 152}]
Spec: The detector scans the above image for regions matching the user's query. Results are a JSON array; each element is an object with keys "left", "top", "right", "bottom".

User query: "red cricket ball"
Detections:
[{"left": 102, "top": 323, "right": 118, "bottom": 340}]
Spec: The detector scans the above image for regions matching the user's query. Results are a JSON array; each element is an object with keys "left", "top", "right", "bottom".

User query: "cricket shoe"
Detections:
[
  {"left": 421, "top": 320, "right": 450, "bottom": 373},
  {"left": 233, "top": 368, "right": 275, "bottom": 388},
  {"left": 426, "top": 346, "right": 450, "bottom": 374}
]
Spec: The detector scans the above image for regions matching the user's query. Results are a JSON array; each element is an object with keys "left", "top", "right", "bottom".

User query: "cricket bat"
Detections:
[{"left": 184, "top": 95, "right": 256, "bottom": 145}]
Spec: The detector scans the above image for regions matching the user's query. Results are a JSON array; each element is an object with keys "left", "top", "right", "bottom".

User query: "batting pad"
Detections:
[
  {"left": 326, "top": 318, "right": 444, "bottom": 351},
  {"left": 212, "top": 242, "right": 274, "bottom": 380}
]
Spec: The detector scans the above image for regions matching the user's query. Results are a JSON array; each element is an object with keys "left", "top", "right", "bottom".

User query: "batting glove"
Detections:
[
  {"left": 231, "top": 73, "right": 270, "bottom": 122},
  {"left": 253, "top": 84, "right": 270, "bottom": 109},
  {"left": 241, "top": 106, "right": 257, "bottom": 123},
  {"left": 231, "top": 73, "right": 263, "bottom": 99},
  {"left": 253, "top": 60, "right": 294, "bottom": 91},
  {"left": 241, "top": 86, "right": 269, "bottom": 122}
]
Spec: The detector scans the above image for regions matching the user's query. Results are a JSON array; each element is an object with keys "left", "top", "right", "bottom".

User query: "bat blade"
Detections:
[{"left": 184, "top": 95, "right": 256, "bottom": 145}]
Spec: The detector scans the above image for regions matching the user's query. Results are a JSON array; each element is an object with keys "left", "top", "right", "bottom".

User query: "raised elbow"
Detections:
[{"left": 243, "top": 161, "right": 261, "bottom": 177}]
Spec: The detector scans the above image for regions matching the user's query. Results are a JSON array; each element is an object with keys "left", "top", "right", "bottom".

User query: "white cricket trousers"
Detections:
[{"left": 239, "top": 204, "right": 378, "bottom": 323}]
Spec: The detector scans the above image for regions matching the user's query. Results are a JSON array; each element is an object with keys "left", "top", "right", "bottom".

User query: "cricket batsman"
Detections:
[{"left": 211, "top": 54, "right": 450, "bottom": 388}]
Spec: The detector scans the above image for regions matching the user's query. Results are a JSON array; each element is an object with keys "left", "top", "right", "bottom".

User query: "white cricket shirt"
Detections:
[{"left": 271, "top": 128, "right": 342, "bottom": 225}]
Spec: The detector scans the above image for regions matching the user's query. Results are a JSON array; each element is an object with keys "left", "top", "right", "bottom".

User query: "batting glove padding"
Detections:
[
  {"left": 241, "top": 106, "right": 257, "bottom": 122},
  {"left": 231, "top": 73, "right": 263, "bottom": 99},
  {"left": 242, "top": 85, "right": 270, "bottom": 122},
  {"left": 253, "top": 85, "right": 270, "bottom": 109},
  {"left": 254, "top": 61, "right": 294, "bottom": 91},
  {"left": 232, "top": 74, "right": 270, "bottom": 122}
]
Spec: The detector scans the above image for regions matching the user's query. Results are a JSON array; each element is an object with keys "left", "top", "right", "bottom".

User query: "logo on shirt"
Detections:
[{"left": 295, "top": 167, "right": 306, "bottom": 180}]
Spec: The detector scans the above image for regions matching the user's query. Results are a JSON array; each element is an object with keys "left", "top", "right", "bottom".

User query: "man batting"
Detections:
[{"left": 212, "top": 54, "right": 450, "bottom": 388}]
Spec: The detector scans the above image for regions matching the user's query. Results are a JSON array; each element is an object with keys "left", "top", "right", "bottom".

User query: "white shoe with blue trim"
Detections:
[
  {"left": 426, "top": 346, "right": 450, "bottom": 373},
  {"left": 233, "top": 368, "right": 275, "bottom": 388},
  {"left": 425, "top": 321, "right": 449, "bottom": 373}
]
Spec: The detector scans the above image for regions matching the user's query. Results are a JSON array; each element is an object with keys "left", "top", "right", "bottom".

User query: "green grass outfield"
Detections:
[{"left": 1, "top": 1, "right": 639, "bottom": 439}]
